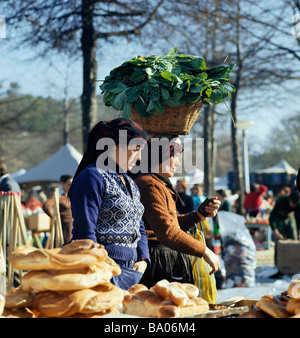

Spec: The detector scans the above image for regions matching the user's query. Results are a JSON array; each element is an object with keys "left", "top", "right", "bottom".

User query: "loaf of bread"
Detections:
[
  {"left": 10, "top": 239, "right": 107, "bottom": 271},
  {"left": 123, "top": 280, "right": 208, "bottom": 318},
  {"left": 2, "top": 307, "right": 37, "bottom": 318},
  {"left": 33, "top": 283, "right": 124, "bottom": 318},
  {"left": 158, "top": 298, "right": 209, "bottom": 318},
  {"left": 21, "top": 261, "right": 114, "bottom": 292},
  {"left": 287, "top": 280, "right": 300, "bottom": 300},
  {"left": 4, "top": 286, "right": 34, "bottom": 308},
  {"left": 127, "top": 284, "right": 148, "bottom": 294},
  {"left": 256, "top": 295, "right": 291, "bottom": 318},
  {"left": 123, "top": 290, "right": 165, "bottom": 317},
  {"left": 286, "top": 298, "right": 300, "bottom": 314},
  {"left": 151, "top": 279, "right": 171, "bottom": 299},
  {"left": 151, "top": 279, "right": 199, "bottom": 302}
]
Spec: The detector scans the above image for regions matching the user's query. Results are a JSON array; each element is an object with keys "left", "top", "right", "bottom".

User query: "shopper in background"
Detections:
[
  {"left": 0, "top": 160, "right": 21, "bottom": 193},
  {"left": 43, "top": 175, "right": 73, "bottom": 244},
  {"left": 191, "top": 183, "right": 207, "bottom": 210},
  {"left": 244, "top": 183, "right": 268, "bottom": 217},
  {"left": 269, "top": 190, "right": 300, "bottom": 264},
  {"left": 215, "top": 189, "right": 233, "bottom": 212},
  {"left": 175, "top": 178, "right": 194, "bottom": 214}
]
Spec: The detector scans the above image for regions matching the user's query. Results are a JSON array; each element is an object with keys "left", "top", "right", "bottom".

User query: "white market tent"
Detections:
[
  {"left": 169, "top": 168, "right": 204, "bottom": 187},
  {"left": 253, "top": 159, "right": 298, "bottom": 175},
  {"left": 15, "top": 143, "right": 82, "bottom": 187}
]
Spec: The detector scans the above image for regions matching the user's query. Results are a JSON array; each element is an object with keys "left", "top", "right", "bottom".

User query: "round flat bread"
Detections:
[
  {"left": 4, "top": 286, "right": 34, "bottom": 308},
  {"left": 10, "top": 239, "right": 107, "bottom": 271},
  {"left": 21, "top": 261, "right": 113, "bottom": 292},
  {"left": 33, "top": 283, "right": 124, "bottom": 317}
]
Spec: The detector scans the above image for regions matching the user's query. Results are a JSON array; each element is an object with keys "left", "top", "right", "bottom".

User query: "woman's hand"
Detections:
[
  {"left": 132, "top": 260, "right": 148, "bottom": 274},
  {"left": 197, "top": 196, "right": 221, "bottom": 219},
  {"left": 273, "top": 229, "right": 285, "bottom": 240},
  {"left": 202, "top": 247, "right": 220, "bottom": 275}
]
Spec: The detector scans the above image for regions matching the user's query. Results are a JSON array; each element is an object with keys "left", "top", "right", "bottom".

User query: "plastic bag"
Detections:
[
  {"left": 187, "top": 218, "right": 217, "bottom": 304},
  {"left": 217, "top": 211, "right": 256, "bottom": 288}
]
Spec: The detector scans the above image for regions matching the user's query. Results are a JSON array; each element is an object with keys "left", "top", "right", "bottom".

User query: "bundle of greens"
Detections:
[{"left": 100, "top": 46, "right": 235, "bottom": 118}]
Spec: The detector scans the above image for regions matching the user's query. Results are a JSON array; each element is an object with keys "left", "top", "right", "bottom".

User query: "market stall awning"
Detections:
[
  {"left": 253, "top": 160, "right": 297, "bottom": 175},
  {"left": 15, "top": 143, "right": 82, "bottom": 187}
]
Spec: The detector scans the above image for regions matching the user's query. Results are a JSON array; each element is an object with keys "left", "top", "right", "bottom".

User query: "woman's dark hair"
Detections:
[
  {"left": 216, "top": 189, "right": 227, "bottom": 198},
  {"left": 288, "top": 190, "right": 300, "bottom": 204},
  {"left": 250, "top": 183, "right": 258, "bottom": 192},
  {"left": 0, "top": 160, "right": 8, "bottom": 176},
  {"left": 60, "top": 175, "right": 73, "bottom": 183},
  {"left": 73, "top": 118, "right": 147, "bottom": 179}
]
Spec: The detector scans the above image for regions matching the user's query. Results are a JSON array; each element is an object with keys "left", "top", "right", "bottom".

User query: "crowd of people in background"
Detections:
[
  {"left": 2, "top": 155, "right": 300, "bottom": 250},
  {"left": 1, "top": 151, "right": 300, "bottom": 292},
  {"left": 174, "top": 178, "right": 300, "bottom": 246}
]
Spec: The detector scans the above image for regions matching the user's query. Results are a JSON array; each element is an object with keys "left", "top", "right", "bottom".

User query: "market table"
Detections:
[{"left": 245, "top": 222, "right": 272, "bottom": 250}]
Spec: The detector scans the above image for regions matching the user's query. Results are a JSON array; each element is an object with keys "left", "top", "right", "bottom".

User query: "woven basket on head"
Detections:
[{"left": 130, "top": 100, "right": 203, "bottom": 135}]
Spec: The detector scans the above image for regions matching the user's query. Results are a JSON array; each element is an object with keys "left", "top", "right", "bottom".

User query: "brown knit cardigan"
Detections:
[{"left": 134, "top": 174, "right": 206, "bottom": 257}]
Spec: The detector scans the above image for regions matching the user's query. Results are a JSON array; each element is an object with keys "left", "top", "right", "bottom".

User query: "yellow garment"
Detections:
[
  {"left": 187, "top": 222, "right": 217, "bottom": 304},
  {"left": 198, "top": 218, "right": 211, "bottom": 237}
]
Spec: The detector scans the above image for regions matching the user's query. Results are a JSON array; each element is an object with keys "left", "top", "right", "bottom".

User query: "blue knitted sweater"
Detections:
[{"left": 68, "top": 162, "right": 150, "bottom": 263}]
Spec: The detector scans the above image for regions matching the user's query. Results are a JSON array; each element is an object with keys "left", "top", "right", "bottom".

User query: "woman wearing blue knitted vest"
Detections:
[{"left": 68, "top": 118, "right": 150, "bottom": 290}]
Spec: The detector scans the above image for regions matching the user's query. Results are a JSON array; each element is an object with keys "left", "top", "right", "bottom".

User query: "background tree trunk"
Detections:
[
  {"left": 204, "top": 105, "right": 217, "bottom": 196},
  {"left": 81, "top": 0, "right": 98, "bottom": 151},
  {"left": 230, "top": 0, "right": 244, "bottom": 214}
]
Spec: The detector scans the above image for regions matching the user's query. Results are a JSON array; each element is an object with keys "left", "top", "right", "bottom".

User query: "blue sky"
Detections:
[{"left": 0, "top": 28, "right": 299, "bottom": 157}]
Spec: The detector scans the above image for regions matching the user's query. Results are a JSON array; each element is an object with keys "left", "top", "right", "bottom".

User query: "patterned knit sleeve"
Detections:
[{"left": 69, "top": 166, "right": 105, "bottom": 242}]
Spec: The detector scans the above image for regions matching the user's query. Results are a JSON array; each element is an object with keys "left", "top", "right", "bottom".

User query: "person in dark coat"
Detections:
[{"left": 0, "top": 160, "right": 21, "bottom": 193}]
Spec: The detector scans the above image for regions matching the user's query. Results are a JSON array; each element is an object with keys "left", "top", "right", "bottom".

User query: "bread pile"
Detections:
[
  {"left": 123, "top": 279, "right": 209, "bottom": 318},
  {"left": 285, "top": 279, "right": 300, "bottom": 317},
  {"left": 3, "top": 239, "right": 124, "bottom": 318},
  {"left": 240, "top": 279, "right": 300, "bottom": 318}
]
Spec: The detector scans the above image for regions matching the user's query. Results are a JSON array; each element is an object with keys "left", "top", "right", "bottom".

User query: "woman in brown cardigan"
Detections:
[{"left": 133, "top": 137, "right": 220, "bottom": 287}]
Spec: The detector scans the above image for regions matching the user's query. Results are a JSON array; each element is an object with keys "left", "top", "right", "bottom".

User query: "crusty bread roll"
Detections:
[
  {"left": 152, "top": 279, "right": 171, "bottom": 299},
  {"left": 33, "top": 283, "right": 124, "bottom": 318},
  {"left": 127, "top": 284, "right": 148, "bottom": 294},
  {"left": 169, "top": 284, "right": 190, "bottom": 307},
  {"left": 157, "top": 301, "right": 180, "bottom": 318},
  {"left": 151, "top": 279, "right": 199, "bottom": 303},
  {"left": 256, "top": 295, "right": 291, "bottom": 318},
  {"left": 10, "top": 239, "right": 107, "bottom": 271},
  {"left": 4, "top": 286, "right": 34, "bottom": 308},
  {"left": 123, "top": 287, "right": 209, "bottom": 318},
  {"left": 286, "top": 298, "right": 300, "bottom": 314},
  {"left": 175, "top": 283, "right": 199, "bottom": 298},
  {"left": 21, "top": 261, "right": 113, "bottom": 292},
  {"left": 123, "top": 290, "right": 165, "bottom": 317},
  {"left": 157, "top": 298, "right": 209, "bottom": 318},
  {"left": 288, "top": 280, "right": 300, "bottom": 300},
  {"left": 291, "top": 313, "right": 300, "bottom": 318},
  {"left": 2, "top": 307, "right": 37, "bottom": 318}
]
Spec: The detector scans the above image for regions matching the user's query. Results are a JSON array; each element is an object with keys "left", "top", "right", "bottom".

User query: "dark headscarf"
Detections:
[
  {"left": 74, "top": 118, "right": 147, "bottom": 179},
  {"left": 129, "top": 135, "right": 183, "bottom": 178},
  {"left": 144, "top": 136, "right": 184, "bottom": 172}
]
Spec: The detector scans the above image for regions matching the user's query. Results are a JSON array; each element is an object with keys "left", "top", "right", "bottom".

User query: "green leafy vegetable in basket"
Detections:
[{"left": 100, "top": 46, "right": 235, "bottom": 119}]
